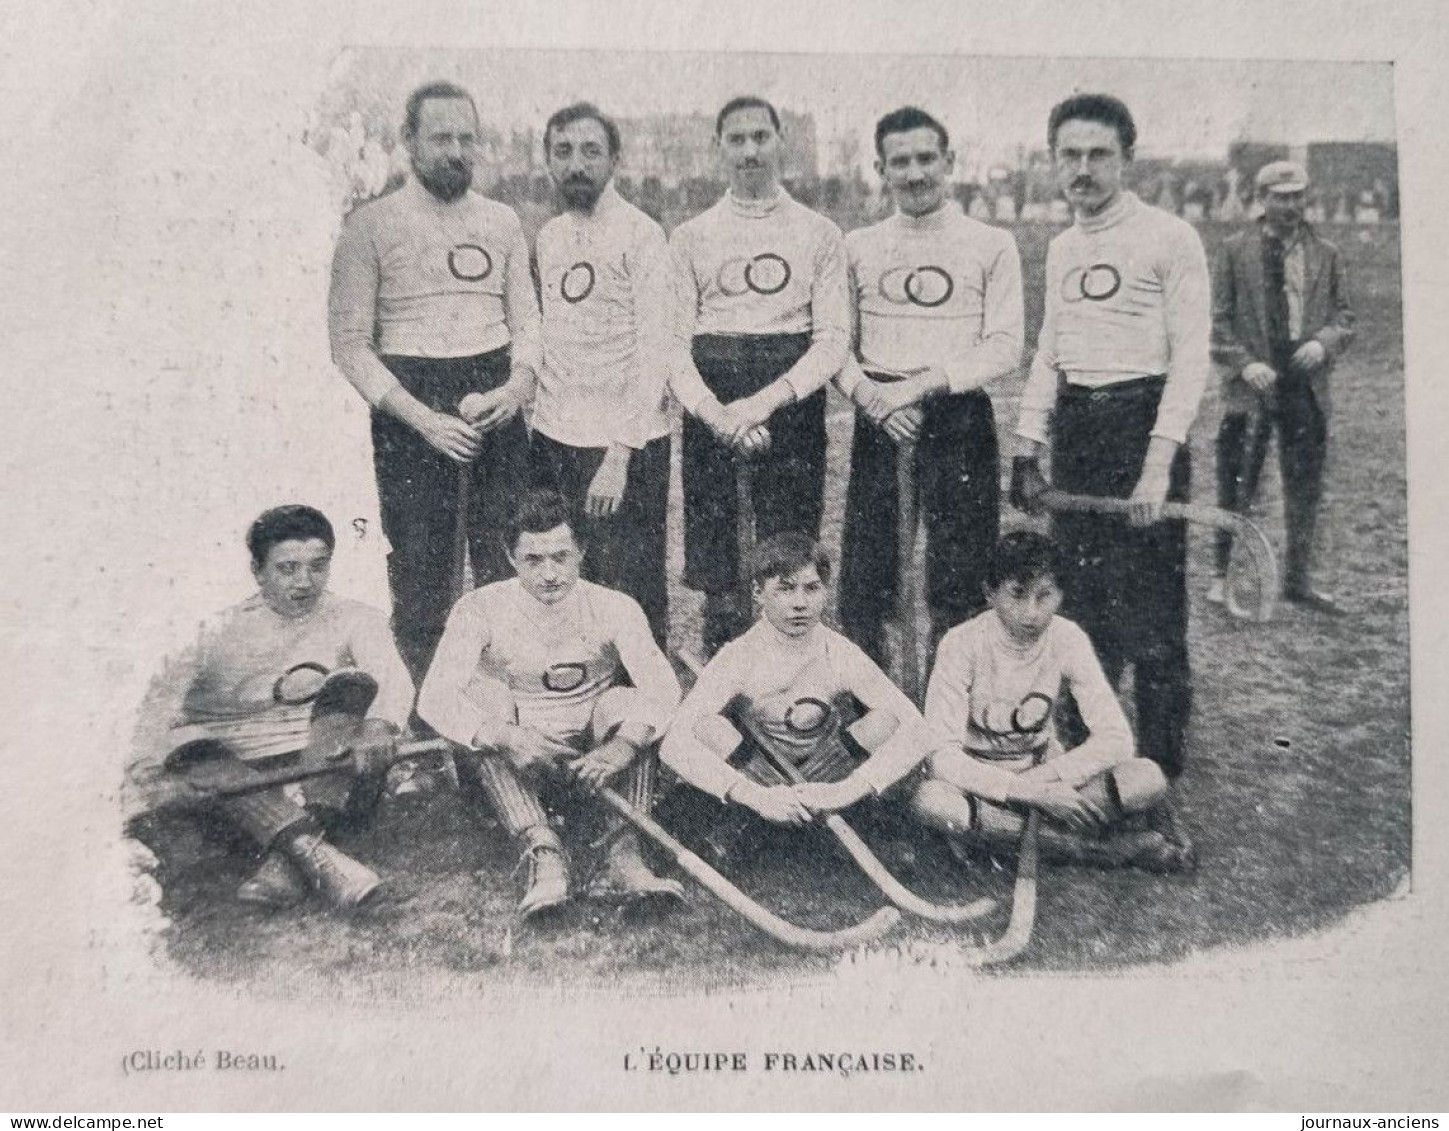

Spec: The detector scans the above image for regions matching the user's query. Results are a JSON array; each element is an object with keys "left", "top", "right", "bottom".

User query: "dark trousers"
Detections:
[
  {"left": 682, "top": 333, "right": 826, "bottom": 599},
  {"left": 529, "top": 431, "right": 671, "bottom": 646},
  {"left": 1052, "top": 377, "right": 1192, "bottom": 777},
  {"left": 839, "top": 386, "right": 1000, "bottom": 664},
  {"left": 372, "top": 348, "right": 529, "bottom": 681},
  {"left": 167, "top": 739, "right": 319, "bottom": 852},
  {"left": 1214, "top": 360, "right": 1328, "bottom": 590}
]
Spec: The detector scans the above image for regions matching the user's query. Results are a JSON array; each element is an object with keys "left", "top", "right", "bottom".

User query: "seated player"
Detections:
[
  {"left": 128, "top": 505, "right": 415, "bottom": 911},
  {"left": 417, "top": 489, "right": 684, "bottom": 919},
  {"left": 661, "top": 532, "right": 933, "bottom": 838},
  {"left": 909, "top": 531, "right": 1195, "bottom": 872}
]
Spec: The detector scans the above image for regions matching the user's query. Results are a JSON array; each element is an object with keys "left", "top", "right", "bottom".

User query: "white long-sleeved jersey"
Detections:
[
  {"left": 418, "top": 578, "right": 680, "bottom": 746},
  {"left": 1016, "top": 191, "right": 1209, "bottom": 446}
]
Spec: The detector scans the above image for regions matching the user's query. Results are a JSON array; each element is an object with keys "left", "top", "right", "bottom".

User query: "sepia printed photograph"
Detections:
[{"left": 1, "top": 0, "right": 1444, "bottom": 1113}]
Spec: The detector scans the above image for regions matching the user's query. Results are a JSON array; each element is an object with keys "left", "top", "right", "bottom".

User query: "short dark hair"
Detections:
[
  {"left": 874, "top": 106, "right": 949, "bottom": 158},
  {"left": 544, "top": 101, "right": 621, "bottom": 157},
  {"left": 750, "top": 532, "right": 832, "bottom": 587},
  {"left": 986, "top": 531, "right": 1063, "bottom": 591},
  {"left": 1047, "top": 93, "right": 1137, "bottom": 155},
  {"left": 504, "top": 489, "right": 578, "bottom": 553},
  {"left": 403, "top": 80, "right": 478, "bottom": 139},
  {"left": 247, "top": 505, "right": 335, "bottom": 568},
  {"left": 716, "top": 95, "right": 781, "bottom": 138}
]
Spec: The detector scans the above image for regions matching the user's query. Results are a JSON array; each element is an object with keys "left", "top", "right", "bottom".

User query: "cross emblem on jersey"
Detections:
[
  {"left": 447, "top": 244, "right": 494, "bottom": 282},
  {"left": 716, "top": 252, "right": 792, "bottom": 297},
  {"left": 560, "top": 261, "right": 596, "bottom": 303},
  {"left": 877, "top": 265, "right": 954, "bottom": 308},
  {"left": 1061, "top": 262, "right": 1122, "bottom": 303}
]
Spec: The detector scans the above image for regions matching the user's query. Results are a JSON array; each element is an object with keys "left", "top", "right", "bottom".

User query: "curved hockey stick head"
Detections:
[{"left": 1223, "top": 514, "right": 1278, "bottom": 622}]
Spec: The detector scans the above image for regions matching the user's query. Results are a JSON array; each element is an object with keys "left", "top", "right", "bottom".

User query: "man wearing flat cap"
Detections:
[{"left": 1210, "top": 159, "right": 1355, "bottom": 615}]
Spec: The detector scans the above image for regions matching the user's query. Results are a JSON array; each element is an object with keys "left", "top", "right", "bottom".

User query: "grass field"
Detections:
[{"left": 135, "top": 220, "right": 1409, "bottom": 995}]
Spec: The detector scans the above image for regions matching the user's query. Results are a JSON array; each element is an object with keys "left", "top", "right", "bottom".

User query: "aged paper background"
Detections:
[{"left": 1, "top": 0, "right": 1444, "bottom": 1111}]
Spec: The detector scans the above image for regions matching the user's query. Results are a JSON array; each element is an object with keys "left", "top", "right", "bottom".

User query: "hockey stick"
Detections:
[
  {"left": 957, "top": 808, "right": 1041, "bottom": 968},
  {"left": 882, "top": 437, "right": 922, "bottom": 703},
  {"left": 143, "top": 737, "right": 456, "bottom": 814},
  {"left": 451, "top": 462, "right": 471, "bottom": 601},
  {"left": 594, "top": 786, "right": 901, "bottom": 952},
  {"left": 735, "top": 457, "right": 758, "bottom": 616},
  {"left": 672, "top": 650, "right": 994, "bottom": 927},
  {"left": 1040, "top": 489, "right": 1279, "bottom": 622},
  {"left": 747, "top": 731, "right": 996, "bottom": 926}
]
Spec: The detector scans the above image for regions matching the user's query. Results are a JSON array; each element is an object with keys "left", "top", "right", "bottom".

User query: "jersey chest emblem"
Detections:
[
  {"left": 783, "top": 696, "right": 834, "bottom": 735},
  {"left": 559, "top": 261, "right": 596, "bottom": 303},
  {"left": 971, "top": 691, "right": 1054, "bottom": 738},
  {"left": 877, "top": 264, "right": 954, "bottom": 308},
  {"left": 1060, "top": 262, "right": 1122, "bottom": 303},
  {"left": 542, "top": 661, "right": 590, "bottom": 692},
  {"left": 447, "top": 243, "right": 494, "bottom": 282},
  {"left": 716, "top": 251, "right": 791, "bottom": 297}
]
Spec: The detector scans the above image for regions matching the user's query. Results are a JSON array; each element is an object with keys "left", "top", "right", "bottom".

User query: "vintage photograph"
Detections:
[
  {"left": 117, "top": 47, "right": 1406, "bottom": 991},
  {"left": 2, "top": 0, "right": 1441, "bottom": 1112}
]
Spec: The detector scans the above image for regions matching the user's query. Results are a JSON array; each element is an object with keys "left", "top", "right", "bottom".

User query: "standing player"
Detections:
[
  {"left": 417, "top": 490, "right": 683, "bottom": 919},
  {"left": 670, "top": 96, "right": 851, "bottom": 654},
  {"left": 328, "top": 81, "right": 541, "bottom": 679},
  {"left": 662, "top": 533, "right": 935, "bottom": 836},
  {"left": 836, "top": 107, "right": 1024, "bottom": 664},
  {"left": 531, "top": 103, "right": 677, "bottom": 645},
  {"left": 1211, "top": 160, "right": 1355, "bottom": 615},
  {"left": 1011, "top": 94, "right": 1210, "bottom": 779},
  {"left": 911, "top": 532, "right": 1194, "bottom": 871},
  {"left": 130, "top": 506, "right": 415, "bottom": 910}
]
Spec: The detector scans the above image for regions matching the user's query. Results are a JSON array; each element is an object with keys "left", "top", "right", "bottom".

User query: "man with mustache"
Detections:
[
  {"left": 1011, "top": 94, "right": 1210, "bottom": 779},
  {"left": 835, "top": 106, "right": 1024, "bottom": 665},
  {"left": 419, "top": 490, "right": 684, "bottom": 917},
  {"left": 1210, "top": 161, "right": 1355, "bottom": 616},
  {"left": 530, "top": 103, "right": 678, "bottom": 645},
  {"left": 328, "top": 81, "right": 541, "bottom": 679},
  {"left": 670, "top": 96, "right": 851, "bottom": 654}
]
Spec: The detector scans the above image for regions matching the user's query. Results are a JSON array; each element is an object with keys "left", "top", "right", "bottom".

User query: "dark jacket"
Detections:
[{"left": 1211, "top": 219, "right": 1355, "bottom": 416}]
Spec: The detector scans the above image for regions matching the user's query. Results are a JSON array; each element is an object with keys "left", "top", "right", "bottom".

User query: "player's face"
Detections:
[
  {"left": 1262, "top": 189, "right": 1306, "bottom": 232},
  {"left": 987, "top": 574, "right": 1062, "bottom": 647},
  {"left": 509, "top": 524, "right": 584, "bottom": 605},
  {"left": 877, "top": 126, "right": 954, "bottom": 218},
  {"left": 407, "top": 97, "right": 479, "bottom": 203},
  {"left": 253, "top": 538, "right": 332, "bottom": 620},
  {"left": 756, "top": 565, "right": 828, "bottom": 638},
  {"left": 1052, "top": 118, "right": 1129, "bottom": 218},
  {"left": 547, "top": 117, "right": 616, "bottom": 212},
  {"left": 717, "top": 106, "right": 782, "bottom": 197}
]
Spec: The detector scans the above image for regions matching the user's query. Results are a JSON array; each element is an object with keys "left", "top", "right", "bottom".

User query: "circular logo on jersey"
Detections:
[
  {"left": 272, "top": 661, "right": 331, "bottom": 705},
  {"left": 542, "top": 662, "right": 589, "bottom": 692},
  {"left": 448, "top": 244, "right": 494, "bottom": 282},
  {"left": 560, "top": 261, "right": 596, "bottom": 303},
  {"left": 784, "top": 696, "right": 833, "bottom": 736},
  {"left": 878, "top": 265, "right": 955, "bottom": 308},
  {"left": 716, "top": 252, "right": 792, "bottom": 297},
  {"left": 975, "top": 692, "right": 1054, "bottom": 738},
  {"left": 1061, "top": 263, "right": 1121, "bottom": 303}
]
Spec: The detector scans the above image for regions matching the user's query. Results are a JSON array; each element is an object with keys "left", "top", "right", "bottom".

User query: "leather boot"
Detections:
[
  {"left": 282, "top": 832, "right": 384, "bottom": 909},
  {"left": 516, "top": 840, "right": 570, "bottom": 920},
  {"left": 1037, "top": 826, "right": 1196, "bottom": 873},
  {"left": 588, "top": 831, "right": 684, "bottom": 904},
  {"left": 236, "top": 851, "right": 307, "bottom": 909}
]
